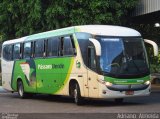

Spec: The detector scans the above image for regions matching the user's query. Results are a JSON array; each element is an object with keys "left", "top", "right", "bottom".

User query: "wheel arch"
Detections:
[
  {"left": 16, "top": 78, "right": 23, "bottom": 91},
  {"left": 69, "top": 79, "right": 84, "bottom": 97}
]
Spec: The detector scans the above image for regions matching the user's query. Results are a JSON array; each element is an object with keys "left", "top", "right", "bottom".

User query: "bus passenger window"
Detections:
[
  {"left": 3, "top": 45, "right": 13, "bottom": 61},
  {"left": 13, "top": 43, "right": 21, "bottom": 60},
  {"left": 35, "top": 40, "right": 44, "bottom": 58},
  {"left": 63, "top": 36, "right": 75, "bottom": 56},
  {"left": 47, "top": 37, "right": 59, "bottom": 57},
  {"left": 23, "top": 42, "right": 32, "bottom": 59},
  {"left": 88, "top": 47, "right": 96, "bottom": 70}
]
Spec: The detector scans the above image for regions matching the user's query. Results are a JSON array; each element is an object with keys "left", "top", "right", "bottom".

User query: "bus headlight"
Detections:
[
  {"left": 97, "top": 78, "right": 105, "bottom": 84},
  {"left": 105, "top": 82, "right": 113, "bottom": 86},
  {"left": 144, "top": 81, "right": 150, "bottom": 85},
  {"left": 97, "top": 79, "right": 113, "bottom": 86}
]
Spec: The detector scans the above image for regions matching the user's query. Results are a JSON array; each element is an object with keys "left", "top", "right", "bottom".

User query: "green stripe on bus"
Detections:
[{"left": 104, "top": 75, "right": 150, "bottom": 85}]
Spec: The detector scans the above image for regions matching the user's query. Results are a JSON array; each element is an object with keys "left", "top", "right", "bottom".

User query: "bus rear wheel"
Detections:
[
  {"left": 73, "top": 83, "right": 83, "bottom": 105},
  {"left": 17, "top": 80, "right": 27, "bottom": 98}
]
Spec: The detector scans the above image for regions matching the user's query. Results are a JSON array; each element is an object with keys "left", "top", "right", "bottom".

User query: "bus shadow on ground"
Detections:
[{"left": 10, "top": 93, "right": 158, "bottom": 107}]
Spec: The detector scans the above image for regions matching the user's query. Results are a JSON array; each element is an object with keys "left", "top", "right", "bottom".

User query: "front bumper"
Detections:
[
  {"left": 98, "top": 83, "right": 151, "bottom": 99},
  {"left": 106, "top": 83, "right": 149, "bottom": 91}
]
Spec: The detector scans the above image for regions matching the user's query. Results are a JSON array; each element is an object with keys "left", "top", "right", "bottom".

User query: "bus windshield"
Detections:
[{"left": 97, "top": 36, "right": 149, "bottom": 78}]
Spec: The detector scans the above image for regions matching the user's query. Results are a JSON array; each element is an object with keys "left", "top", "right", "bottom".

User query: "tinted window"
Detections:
[
  {"left": 75, "top": 33, "right": 92, "bottom": 65},
  {"left": 13, "top": 43, "right": 21, "bottom": 60},
  {"left": 97, "top": 36, "right": 149, "bottom": 78},
  {"left": 63, "top": 36, "right": 75, "bottom": 56},
  {"left": 23, "top": 42, "right": 32, "bottom": 59},
  {"left": 88, "top": 47, "right": 96, "bottom": 71},
  {"left": 47, "top": 37, "right": 59, "bottom": 57},
  {"left": 35, "top": 40, "right": 44, "bottom": 58},
  {"left": 3, "top": 45, "right": 13, "bottom": 60}
]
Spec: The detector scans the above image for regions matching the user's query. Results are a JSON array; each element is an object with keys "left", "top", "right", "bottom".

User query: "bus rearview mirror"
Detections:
[{"left": 144, "top": 39, "right": 158, "bottom": 57}]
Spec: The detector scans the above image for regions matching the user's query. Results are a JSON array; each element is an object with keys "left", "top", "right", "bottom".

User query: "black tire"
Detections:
[
  {"left": 17, "top": 80, "right": 27, "bottom": 98},
  {"left": 115, "top": 98, "right": 124, "bottom": 104},
  {"left": 73, "top": 83, "right": 83, "bottom": 105}
]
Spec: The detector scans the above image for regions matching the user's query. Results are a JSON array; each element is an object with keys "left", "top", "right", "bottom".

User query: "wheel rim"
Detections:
[
  {"left": 74, "top": 88, "right": 78, "bottom": 103},
  {"left": 18, "top": 82, "right": 23, "bottom": 97}
]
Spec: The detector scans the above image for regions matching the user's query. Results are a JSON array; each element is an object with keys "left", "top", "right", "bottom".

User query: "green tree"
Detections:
[
  {"left": 0, "top": 0, "right": 42, "bottom": 40},
  {"left": 128, "top": 24, "right": 160, "bottom": 73},
  {"left": 0, "top": 0, "right": 138, "bottom": 41}
]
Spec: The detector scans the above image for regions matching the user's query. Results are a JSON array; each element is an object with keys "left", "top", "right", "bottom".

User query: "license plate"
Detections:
[{"left": 125, "top": 91, "right": 134, "bottom": 95}]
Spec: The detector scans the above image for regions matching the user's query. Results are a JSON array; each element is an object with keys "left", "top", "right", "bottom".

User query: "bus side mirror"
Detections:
[
  {"left": 89, "top": 38, "right": 101, "bottom": 56},
  {"left": 144, "top": 39, "right": 158, "bottom": 56}
]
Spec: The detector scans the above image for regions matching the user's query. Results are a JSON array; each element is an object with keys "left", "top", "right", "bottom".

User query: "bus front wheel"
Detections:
[
  {"left": 17, "top": 80, "right": 27, "bottom": 98},
  {"left": 73, "top": 83, "right": 83, "bottom": 105}
]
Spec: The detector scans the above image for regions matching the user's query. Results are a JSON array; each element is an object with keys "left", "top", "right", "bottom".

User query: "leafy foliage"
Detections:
[
  {"left": 129, "top": 24, "right": 160, "bottom": 73},
  {"left": 150, "top": 53, "right": 160, "bottom": 73},
  {"left": 0, "top": 0, "right": 42, "bottom": 40},
  {"left": 0, "top": 0, "right": 138, "bottom": 41},
  {"left": 130, "top": 24, "right": 160, "bottom": 41}
]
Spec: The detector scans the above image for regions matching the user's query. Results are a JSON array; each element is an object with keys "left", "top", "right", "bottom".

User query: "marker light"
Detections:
[
  {"left": 105, "top": 82, "right": 113, "bottom": 86},
  {"left": 97, "top": 78, "right": 105, "bottom": 84},
  {"left": 155, "top": 23, "right": 160, "bottom": 27},
  {"left": 144, "top": 81, "right": 150, "bottom": 85},
  {"left": 97, "top": 79, "right": 113, "bottom": 86}
]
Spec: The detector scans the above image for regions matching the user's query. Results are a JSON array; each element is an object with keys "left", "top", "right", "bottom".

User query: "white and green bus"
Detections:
[{"left": 1, "top": 25, "right": 158, "bottom": 105}]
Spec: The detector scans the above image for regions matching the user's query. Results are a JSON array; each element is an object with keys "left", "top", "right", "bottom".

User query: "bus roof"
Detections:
[
  {"left": 3, "top": 25, "right": 141, "bottom": 45},
  {"left": 75, "top": 25, "right": 141, "bottom": 37}
]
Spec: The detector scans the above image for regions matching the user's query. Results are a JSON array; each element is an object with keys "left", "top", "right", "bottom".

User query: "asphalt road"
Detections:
[
  {"left": 0, "top": 90, "right": 160, "bottom": 113},
  {"left": 0, "top": 87, "right": 160, "bottom": 119}
]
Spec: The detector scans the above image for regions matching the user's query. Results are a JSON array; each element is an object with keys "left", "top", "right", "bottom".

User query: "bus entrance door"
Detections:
[
  {"left": 87, "top": 70, "right": 99, "bottom": 98},
  {"left": 87, "top": 47, "right": 99, "bottom": 98}
]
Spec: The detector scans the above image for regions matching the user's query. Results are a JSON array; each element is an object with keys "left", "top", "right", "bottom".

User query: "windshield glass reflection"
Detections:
[{"left": 97, "top": 37, "right": 149, "bottom": 78}]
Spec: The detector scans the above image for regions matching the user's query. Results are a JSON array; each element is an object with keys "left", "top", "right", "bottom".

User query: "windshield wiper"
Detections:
[{"left": 130, "top": 59, "right": 142, "bottom": 73}]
